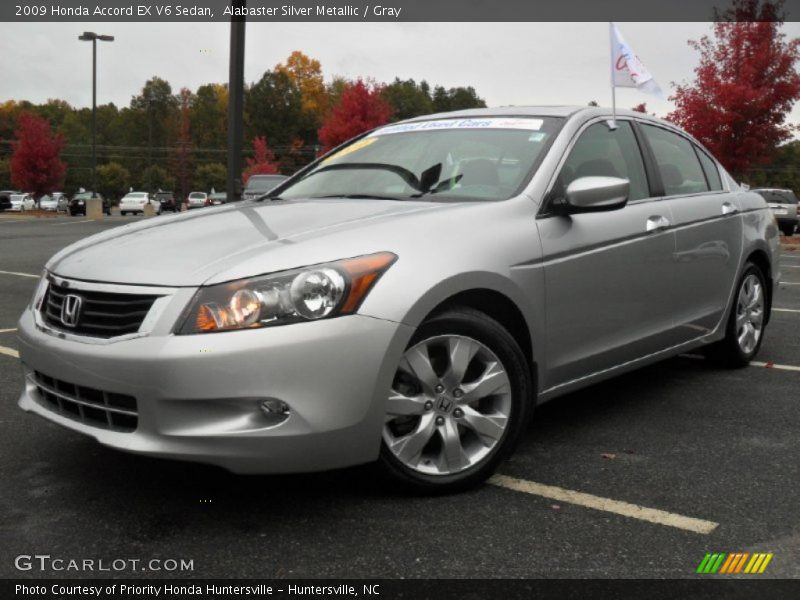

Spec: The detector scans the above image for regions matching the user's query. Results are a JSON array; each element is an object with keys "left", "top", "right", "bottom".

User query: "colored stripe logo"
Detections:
[{"left": 696, "top": 553, "right": 773, "bottom": 574}]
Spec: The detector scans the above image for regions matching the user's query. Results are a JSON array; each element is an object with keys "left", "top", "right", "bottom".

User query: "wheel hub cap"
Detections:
[
  {"left": 736, "top": 273, "right": 764, "bottom": 355},
  {"left": 382, "top": 334, "right": 512, "bottom": 476}
]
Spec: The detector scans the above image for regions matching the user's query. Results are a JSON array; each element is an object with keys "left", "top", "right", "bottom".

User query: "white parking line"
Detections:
[
  {"left": 773, "top": 307, "right": 800, "bottom": 313},
  {"left": 783, "top": 265, "right": 800, "bottom": 269},
  {"left": 780, "top": 282, "right": 800, "bottom": 285},
  {"left": 751, "top": 361, "right": 800, "bottom": 373},
  {"left": 53, "top": 219, "right": 91, "bottom": 226},
  {"left": 0, "top": 345, "right": 19, "bottom": 358},
  {"left": 489, "top": 474, "right": 718, "bottom": 534},
  {"left": 0, "top": 270, "right": 38, "bottom": 279},
  {"left": 0, "top": 328, "right": 17, "bottom": 334}
]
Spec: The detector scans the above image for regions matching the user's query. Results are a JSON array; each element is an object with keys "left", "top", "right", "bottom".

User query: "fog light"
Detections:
[{"left": 259, "top": 398, "right": 290, "bottom": 416}]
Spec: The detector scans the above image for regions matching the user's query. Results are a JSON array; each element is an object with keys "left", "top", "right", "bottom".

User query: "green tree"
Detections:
[
  {"left": 95, "top": 162, "right": 130, "bottom": 201},
  {"left": 139, "top": 164, "right": 174, "bottom": 193},
  {"left": 194, "top": 162, "right": 226, "bottom": 192},
  {"left": 431, "top": 85, "right": 487, "bottom": 113},
  {"left": 0, "top": 156, "right": 11, "bottom": 189},
  {"left": 131, "top": 77, "right": 179, "bottom": 165},
  {"left": 191, "top": 83, "right": 228, "bottom": 151},
  {"left": 381, "top": 78, "right": 433, "bottom": 121},
  {"left": 245, "top": 70, "right": 313, "bottom": 146}
]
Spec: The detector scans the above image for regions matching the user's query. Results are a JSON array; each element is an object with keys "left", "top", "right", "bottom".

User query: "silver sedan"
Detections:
[{"left": 17, "top": 106, "right": 779, "bottom": 492}]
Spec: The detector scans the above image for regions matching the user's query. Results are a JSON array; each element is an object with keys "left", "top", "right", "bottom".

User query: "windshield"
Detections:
[
  {"left": 280, "top": 117, "right": 562, "bottom": 202},
  {"left": 189, "top": 192, "right": 205, "bottom": 198},
  {"left": 124, "top": 193, "right": 146, "bottom": 199},
  {"left": 73, "top": 192, "right": 93, "bottom": 200},
  {"left": 246, "top": 176, "right": 286, "bottom": 191},
  {"left": 756, "top": 190, "right": 798, "bottom": 204}
]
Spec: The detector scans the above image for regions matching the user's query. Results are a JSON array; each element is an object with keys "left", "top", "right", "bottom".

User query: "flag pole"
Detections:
[{"left": 609, "top": 22, "right": 617, "bottom": 130}]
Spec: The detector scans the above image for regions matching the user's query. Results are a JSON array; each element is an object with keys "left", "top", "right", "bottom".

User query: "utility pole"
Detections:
[
  {"left": 78, "top": 32, "right": 114, "bottom": 192},
  {"left": 227, "top": 2, "right": 246, "bottom": 202}
]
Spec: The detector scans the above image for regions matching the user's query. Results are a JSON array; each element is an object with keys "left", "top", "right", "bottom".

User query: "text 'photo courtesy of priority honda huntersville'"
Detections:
[{"left": 16, "top": 106, "right": 780, "bottom": 493}]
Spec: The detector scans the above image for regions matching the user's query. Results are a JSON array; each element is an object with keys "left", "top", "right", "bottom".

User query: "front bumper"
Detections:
[{"left": 17, "top": 307, "right": 411, "bottom": 473}]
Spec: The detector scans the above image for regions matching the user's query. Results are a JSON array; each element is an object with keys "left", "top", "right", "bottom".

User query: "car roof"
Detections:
[{"left": 752, "top": 188, "right": 794, "bottom": 193}]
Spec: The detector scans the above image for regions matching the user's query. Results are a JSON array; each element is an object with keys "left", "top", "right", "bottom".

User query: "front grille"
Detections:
[
  {"left": 42, "top": 281, "right": 159, "bottom": 339},
  {"left": 31, "top": 371, "right": 138, "bottom": 432}
]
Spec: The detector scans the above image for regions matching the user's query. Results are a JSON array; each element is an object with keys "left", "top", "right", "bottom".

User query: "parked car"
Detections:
[
  {"left": 752, "top": 188, "right": 798, "bottom": 236},
  {"left": 56, "top": 193, "right": 70, "bottom": 213},
  {"left": 209, "top": 192, "right": 228, "bottom": 205},
  {"left": 187, "top": 191, "right": 209, "bottom": 209},
  {"left": 38, "top": 194, "right": 60, "bottom": 211},
  {"left": 17, "top": 106, "right": 779, "bottom": 493},
  {"left": 9, "top": 193, "right": 35, "bottom": 212},
  {"left": 119, "top": 192, "right": 154, "bottom": 216},
  {"left": 242, "top": 174, "right": 289, "bottom": 201},
  {"left": 153, "top": 191, "right": 179, "bottom": 214},
  {"left": 0, "top": 190, "right": 16, "bottom": 211},
  {"left": 68, "top": 191, "right": 111, "bottom": 216}
]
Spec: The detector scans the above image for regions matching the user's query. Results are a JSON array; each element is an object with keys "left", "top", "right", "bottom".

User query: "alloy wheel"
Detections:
[
  {"left": 735, "top": 273, "right": 764, "bottom": 355},
  {"left": 383, "top": 334, "right": 512, "bottom": 476}
]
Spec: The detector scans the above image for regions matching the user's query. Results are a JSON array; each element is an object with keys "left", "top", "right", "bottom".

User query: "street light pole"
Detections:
[
  {"left": 78, "top": 32, "right": 114, "bottom": 193},
  {"left": 227, "top": 2, "right": 246, "bottom": 202}
]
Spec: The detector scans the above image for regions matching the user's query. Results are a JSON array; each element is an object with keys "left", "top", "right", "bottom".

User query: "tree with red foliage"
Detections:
[
  {"left": 10, "top": 111, "right": 66, "bottom": 196},
  {"left": 631, "top": 103, "right": 647, "bottom": 113},
  {"left": 318, "top": 79, "right": 393, "bottom": 153},
  {"left": 667, "top": 0, "right": 800, "bottom": 179},
  {"left": 242, "top": 136, "right": 279, "bottom": 183}
]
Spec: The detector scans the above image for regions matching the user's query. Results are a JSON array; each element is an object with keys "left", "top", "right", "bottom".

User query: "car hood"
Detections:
[{"left": 47, "top": 198, "right": 457, "bottom": 286}]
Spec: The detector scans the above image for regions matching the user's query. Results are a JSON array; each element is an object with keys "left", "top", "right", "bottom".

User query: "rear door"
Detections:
[
  {"left": 536, "top": 119, "right": 677, "bottom": 390},
  {"left": 637, "top": 123, "right": 743, "bottom": 343}
]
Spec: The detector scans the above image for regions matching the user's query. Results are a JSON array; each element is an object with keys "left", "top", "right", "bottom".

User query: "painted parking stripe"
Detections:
[
  {"left": 489, "top": 474, "right": 719, "bottom": 534},
  {"left": 751, "top": 361, "right": 800, "bottom": 373},
  {"left": 0, "top": 270, "right": 38, "bottom": 279},
  {"left": 54, "top": 219, "right": 91, "bottom": 226},
  {"left": 773, "top": 307, "right": 800, "bottom": 313},
  {"left": 0, "top": 328, "right": 17, "bottom": 334},
  {"left": 779, "top": 282, "right": 800, "bottom": 285},
  {"left": 782, "top": 265, "right": 800, "bottom": 268},
  {"left": 0, "top": 345, "right": 19, "bottom": 358}
]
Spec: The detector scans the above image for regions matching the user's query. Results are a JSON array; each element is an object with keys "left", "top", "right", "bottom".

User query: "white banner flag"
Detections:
[{"left": 610, "top": 22, "right": 664, "bottom": 98}]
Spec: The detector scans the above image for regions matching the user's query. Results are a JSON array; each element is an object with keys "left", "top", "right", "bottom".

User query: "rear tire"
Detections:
[
  {"left": 705, "top": 262, "right": 767, "bottom": 368},
  {"left": 378, "top": 306, "right": 533, "bottom": 494}
]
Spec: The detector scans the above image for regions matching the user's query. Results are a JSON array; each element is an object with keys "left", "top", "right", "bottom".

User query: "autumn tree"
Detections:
[
  {"left": 191, "top": 83, "right": 228, "bottom": 150},
  {"left": 246, "top": 70, "right": 314, "bottom": 147},
  {"left": 242, "top": 136, "right": 279, "bottom": 183},
  {"left": 0, "top": 157, "right": 11, "bottom": 189},
  {"left": 667, "top": 0, "right": 800, "bottom": 178},
  {"left": 10, "top": 112, "right": 66, "bottom": 196},
  {"left": 318, "top": 80, "right": 393, "bottom": 153},
  {"left": 632, "top": 103, "right": 647, "bottom": 113},
  {"left": 275, "top": 51, "right": 329, "bottom": 123}
]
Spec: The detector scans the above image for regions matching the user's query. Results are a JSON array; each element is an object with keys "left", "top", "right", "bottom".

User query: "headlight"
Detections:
[{"left": 176, "top": 252, "right": 397, "bottom": 334}]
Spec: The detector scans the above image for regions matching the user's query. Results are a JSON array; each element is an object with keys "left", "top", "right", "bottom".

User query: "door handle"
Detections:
[
  {"left": 646, "top": 215, "right": 671, "bottom": 233},
  {"left": 721, "top": 202, "right": 739, "bottom": 216}
]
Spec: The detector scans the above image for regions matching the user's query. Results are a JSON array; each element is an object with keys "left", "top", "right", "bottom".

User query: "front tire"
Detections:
[
  {"left": 379, "top": 307, "right": 533, "bottom": 493},
  {"left": 706, "top": 262, "right": 767, "bottom": 368}
]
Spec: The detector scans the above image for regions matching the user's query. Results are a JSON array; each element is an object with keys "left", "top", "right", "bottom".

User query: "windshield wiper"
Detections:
[{"left": 315, "top": 193, "right": 406, "bottom": 201}]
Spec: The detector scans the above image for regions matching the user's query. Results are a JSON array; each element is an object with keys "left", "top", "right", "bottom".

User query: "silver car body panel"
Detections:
[{"left": 17, "top": 106, "right": 780, "bottom": 473}]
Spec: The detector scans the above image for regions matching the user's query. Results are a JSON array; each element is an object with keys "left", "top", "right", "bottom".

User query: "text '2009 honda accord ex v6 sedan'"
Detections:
[{"left": 17, "top": 106, "right": 780, "bottom": 493}]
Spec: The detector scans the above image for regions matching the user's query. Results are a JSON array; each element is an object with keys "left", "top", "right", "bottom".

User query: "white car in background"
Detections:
[
  {"left": 119, "top": 192, "right": 154, "bottom": 216},
  {"left": 38, "top": 194, "right": 59, "bottom": 211},
  {"left": 9, "top": 193, "right": 35, "bottom": 212},
  {"left": 187, "top": 192, "right": 209, "bottom": 209}
]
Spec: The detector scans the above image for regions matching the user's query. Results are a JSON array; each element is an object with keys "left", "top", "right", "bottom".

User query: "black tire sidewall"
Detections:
[
  {"left": 725, "top": 262, "right": 767, "bottom": 364},
  {"left": 378, "top": 307, "right": 533, "bottom": 493}
]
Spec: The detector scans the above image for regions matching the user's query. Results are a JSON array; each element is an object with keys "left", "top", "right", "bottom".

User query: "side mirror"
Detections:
[{"left": 562, "top": 176, "right": 630, "bottom": 214}]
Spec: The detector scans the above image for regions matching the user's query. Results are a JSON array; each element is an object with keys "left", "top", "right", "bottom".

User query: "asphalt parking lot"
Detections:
[{"left": 1, "top": 214, "right": 798, "bottom": 579}]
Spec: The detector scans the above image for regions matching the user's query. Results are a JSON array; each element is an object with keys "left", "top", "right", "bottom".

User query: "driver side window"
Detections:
[{"left": 554, "top": 121, "right": 649, "bottom": 203}]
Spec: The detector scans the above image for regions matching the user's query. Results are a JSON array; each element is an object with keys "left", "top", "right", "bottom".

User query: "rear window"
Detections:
[
  {"left": 189, "top": 192, "right": 206, "bottom": 198},
  {"left": 755, "top": 190, "right": 798, "bottom": 204},
  {"left": 246, "top": 176, "right": 286, "bottom": 192}
]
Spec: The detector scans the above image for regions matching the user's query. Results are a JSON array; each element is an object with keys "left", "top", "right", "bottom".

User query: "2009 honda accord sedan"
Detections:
[{"left": 17, "top": 106, "right": 780, "bottom": 492}]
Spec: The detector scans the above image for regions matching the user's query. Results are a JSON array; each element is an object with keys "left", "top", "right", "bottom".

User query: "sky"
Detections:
[{"left": 1, "top": 21, "right": 799, "bottom": 125}]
